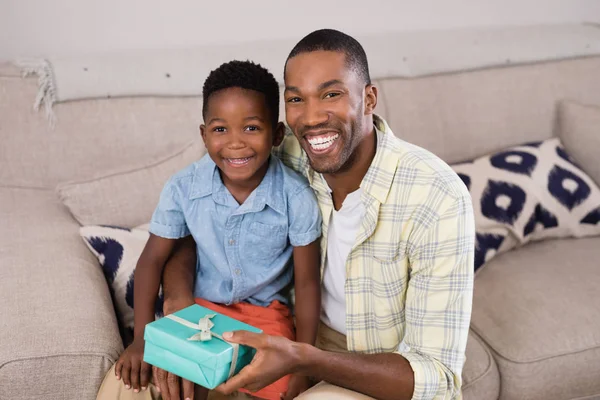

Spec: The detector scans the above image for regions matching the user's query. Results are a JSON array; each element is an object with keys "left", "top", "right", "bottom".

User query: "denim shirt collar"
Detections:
[{"left": 188, "top": 156, "right": 285, "bottom": 215}]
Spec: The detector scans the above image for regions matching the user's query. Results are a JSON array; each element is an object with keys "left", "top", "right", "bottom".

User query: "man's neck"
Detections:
[{"left": 324, "top": 126, "right": 377, "bottom": 211}]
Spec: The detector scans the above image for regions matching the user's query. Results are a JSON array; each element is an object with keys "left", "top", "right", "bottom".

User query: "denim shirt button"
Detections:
[
  {"left": 229, "top": 239, "right": 235, "bottom": 245},
  {"left": 234, "top": 268, "right": 241, "bottom": 276}
]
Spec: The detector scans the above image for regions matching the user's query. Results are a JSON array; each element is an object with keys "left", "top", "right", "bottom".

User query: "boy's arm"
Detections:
[
  {"left": 292, "top": 241, "right": 321, "bottom": 346},
  {"left": 133, "top": 234, "right": 178, "bottom": 338}
]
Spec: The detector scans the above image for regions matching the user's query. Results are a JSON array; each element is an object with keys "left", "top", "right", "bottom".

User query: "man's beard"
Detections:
[{"left": 307, "top": 119, "right": 363, "bottom": 175}]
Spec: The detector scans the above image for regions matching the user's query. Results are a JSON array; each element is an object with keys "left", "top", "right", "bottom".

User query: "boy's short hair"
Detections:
[
  {"left": 286, "top": 29, "right": 371, "bottom": 86},
  {"left": 202, "top": 60, "right": 280, "bottom": 127}
]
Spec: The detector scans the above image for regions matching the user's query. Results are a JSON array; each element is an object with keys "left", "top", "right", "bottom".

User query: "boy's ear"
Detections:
[
  {"left": 200, "top": 124, "right": 207, "bottom": 144},
  {"left": 273, "top": 122, "right": 285, "bottom": 147}
]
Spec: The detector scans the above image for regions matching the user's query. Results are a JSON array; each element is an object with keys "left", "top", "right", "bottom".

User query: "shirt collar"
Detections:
[
  {"left": 188, "top": 156, "right": 285, "bottom": 214},
  {"left": 308, "top": 115, "right": 399, "bottom": 204}
]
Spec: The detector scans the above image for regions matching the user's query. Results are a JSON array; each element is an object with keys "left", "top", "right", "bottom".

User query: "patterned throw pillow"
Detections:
[
  {"left": 80, "top": 224, "right": 163, "bottom": 344},
  {"left": 452, "top": 138, "right": 600, "bottom": 271}
]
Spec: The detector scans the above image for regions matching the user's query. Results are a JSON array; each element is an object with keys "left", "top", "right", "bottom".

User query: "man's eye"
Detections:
[
  {"left": 286, "top": 97, "right": 302, "bottom": 103},
  {"left": 245, "top": 125, "right": 259, "bottom": 132},
  {"left": 324, "top": 92, "right": 340, "bottom": 99}
]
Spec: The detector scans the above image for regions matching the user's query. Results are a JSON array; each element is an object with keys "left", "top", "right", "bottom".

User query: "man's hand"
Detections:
[
  {"left": 282, "top": 374, "right": 312, "bottom": 400},
  {"left": 115, "top": 337, "right": 151, "bottom": 393},
  {"left": 215, "top": 331, "right": 307, "bottom": 395}
]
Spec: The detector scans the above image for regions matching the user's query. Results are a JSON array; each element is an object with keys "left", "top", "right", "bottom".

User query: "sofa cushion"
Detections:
[
  {"left": 57, "top": 139, "right": 204, "bottom": 228},
  {"left": 463, "top": 331, "right": 500, "bottom": 400},
  {"left": 452, "top": 138, "right": 600, "bottom": 270},
  {"left": 80, "top": 224, "right": 162, "bottom": 344},
  {"left": 559, "top": 100, "right": 600, "bottom": 186},
  {"left": 471, "top": 237, "right": 600, "bottom": 399},
  {"left": 0, "top": 187, "right": 123, "bottom": 399}
]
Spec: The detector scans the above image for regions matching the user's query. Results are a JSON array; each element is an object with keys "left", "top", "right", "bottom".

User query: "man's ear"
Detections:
[
  {"left": 200, "top": 124, "right": 207, "bottom": 144},
  {"left": 364, "top": 84, "right": 378, "bottom": 116},
  {"left": 273, "top": 122, "right": 285, "bottom": 147}
]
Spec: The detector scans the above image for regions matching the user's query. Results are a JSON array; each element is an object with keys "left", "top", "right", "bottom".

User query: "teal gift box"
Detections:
[{"left": 143, "top": 304, "right": 261, "bottom": 389}]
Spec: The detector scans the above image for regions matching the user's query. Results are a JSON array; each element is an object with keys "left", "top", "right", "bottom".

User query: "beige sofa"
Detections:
[{"left": 2, "top": 44, "right": 600, "bottom": 399}]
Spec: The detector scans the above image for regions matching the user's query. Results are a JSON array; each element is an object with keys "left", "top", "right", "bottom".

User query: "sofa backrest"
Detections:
[
  {"left": 374, "top": 56, "right": 600, "bottom": 164},
  {"left": 2, "top": 56, "right": 600, "bottom": 189}
]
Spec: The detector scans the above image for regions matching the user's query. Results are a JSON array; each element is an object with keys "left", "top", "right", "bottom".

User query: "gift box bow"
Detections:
[{"left": 166, "top": 313, "right": 240, "bottom": 379}]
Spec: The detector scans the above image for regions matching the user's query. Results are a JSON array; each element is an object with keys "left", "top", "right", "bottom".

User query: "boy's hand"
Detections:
[
  {"left": 282, "top": 374, "right": 312, "bottom": 400},
  {"left": 115, "top": 337, "right": 151, "bottom": 393}
]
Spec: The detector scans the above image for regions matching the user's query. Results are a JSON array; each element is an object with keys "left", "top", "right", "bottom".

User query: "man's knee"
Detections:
[{"left": 296, "top": 382, "right": 375, "bottom": 400}]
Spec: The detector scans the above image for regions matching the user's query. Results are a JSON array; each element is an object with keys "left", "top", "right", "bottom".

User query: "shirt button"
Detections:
[
  {"left": 234, "top": 268, "right": 241, "bottom": 275},
  {"left": 229, "top": 239, "right": 235, "bottom": 245}
]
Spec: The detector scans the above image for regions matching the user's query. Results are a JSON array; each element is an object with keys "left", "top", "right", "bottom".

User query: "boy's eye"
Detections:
[
  {"left": 213, "top": 127, "right": 226, "bottom": 133},
  {"left": 286, "top": 97, "right": 302, "bottom": 103},
  {"left": 245, "top": 125, "right": 260, "bottom": 132}
]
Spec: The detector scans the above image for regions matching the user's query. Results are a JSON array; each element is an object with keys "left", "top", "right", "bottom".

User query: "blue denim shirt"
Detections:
[{"left": 149, "top": 154, "right": 321, "bottom": 306}]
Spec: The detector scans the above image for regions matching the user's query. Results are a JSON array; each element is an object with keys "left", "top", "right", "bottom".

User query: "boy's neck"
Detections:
[{"left": 220, "top": 161, "right": 269, "bottom": 205}]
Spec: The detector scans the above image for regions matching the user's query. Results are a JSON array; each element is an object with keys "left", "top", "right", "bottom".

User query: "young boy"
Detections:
[{"left": 113, "top": 61, "right": 321, "bottom": 400}]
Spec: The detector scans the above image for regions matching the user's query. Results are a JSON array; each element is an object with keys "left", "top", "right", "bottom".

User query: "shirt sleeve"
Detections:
[
  {"left": 400, "top": 194, "right": 475, "bottom": 400},
  {"left": 148, "top": 178, "right": 191, "bottom": 239},
  {"left": 287, "top": 185, "right": 322, "bottom": 247}
]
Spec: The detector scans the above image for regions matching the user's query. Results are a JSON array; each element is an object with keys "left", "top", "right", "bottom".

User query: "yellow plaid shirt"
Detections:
[{"left": 274, "top": 115, "right": 474, "bottom": 399}]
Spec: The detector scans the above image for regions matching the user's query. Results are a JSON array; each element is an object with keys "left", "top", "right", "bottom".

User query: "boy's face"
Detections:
[{"left": 200, "top": 87, "right": 283, "bottom": 185}]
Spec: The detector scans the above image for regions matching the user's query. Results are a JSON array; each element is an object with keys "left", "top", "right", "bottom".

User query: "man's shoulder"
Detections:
[
  {"left": 272, "top": 126, "right": 309, "bottom": 177},
  {"left": 385, "top": 134, "right": 470, "bottom": 203}
]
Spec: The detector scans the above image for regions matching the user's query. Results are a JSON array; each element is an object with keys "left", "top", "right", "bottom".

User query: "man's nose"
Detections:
[{"left": 302, "top": 99, "right": 329, "bottom": 128}]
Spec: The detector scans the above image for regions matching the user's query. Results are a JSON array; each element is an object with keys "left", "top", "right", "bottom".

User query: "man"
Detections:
[{"left": 160, "top": 29, "right": 475, "bottom": 400}]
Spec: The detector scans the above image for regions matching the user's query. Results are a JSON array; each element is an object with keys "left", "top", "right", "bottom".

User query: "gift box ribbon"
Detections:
[{"left": 166, "top": 313, "right": 240, "bottom": 379}]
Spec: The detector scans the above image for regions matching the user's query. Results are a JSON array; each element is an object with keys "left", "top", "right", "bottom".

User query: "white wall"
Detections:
[{"left": 1, "top": 0, "right": 599, "bottom": 60}]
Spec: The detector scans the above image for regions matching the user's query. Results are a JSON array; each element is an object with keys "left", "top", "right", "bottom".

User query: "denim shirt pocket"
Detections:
[{"left": 245, "top": 222, "right": 288, "bottom": 265}]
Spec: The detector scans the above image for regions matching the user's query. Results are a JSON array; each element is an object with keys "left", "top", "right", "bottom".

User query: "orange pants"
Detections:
[{"left": 195, "top": 298, "right": 295, "bottom": 400}]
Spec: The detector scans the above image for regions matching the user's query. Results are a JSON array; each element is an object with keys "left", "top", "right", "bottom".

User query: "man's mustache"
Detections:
[{"left": 298, "top": 122, "right": 341, "bottom": 137}]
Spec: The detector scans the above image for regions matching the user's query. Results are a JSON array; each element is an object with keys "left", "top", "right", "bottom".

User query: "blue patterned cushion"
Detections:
[
  {"left": 80, "top": 224, "right": 163, "bottom": 343},
  {"left": 452, "top": 138, "right": 600, "bottom": 271}
]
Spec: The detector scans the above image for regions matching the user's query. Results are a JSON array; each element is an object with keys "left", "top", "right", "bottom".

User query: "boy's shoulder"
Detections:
[{"left": 166, "top": 154, "right": 213, "bottom": 193}]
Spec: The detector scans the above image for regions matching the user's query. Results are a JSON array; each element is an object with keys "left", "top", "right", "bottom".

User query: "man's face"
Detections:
[{"left": 284, "top": 50, "right": 370, "bottom": 174}]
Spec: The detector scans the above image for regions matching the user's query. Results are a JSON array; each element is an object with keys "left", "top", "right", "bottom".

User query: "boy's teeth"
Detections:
[{"left": 228, "top": 158, "right": 250, "bottom": 164}]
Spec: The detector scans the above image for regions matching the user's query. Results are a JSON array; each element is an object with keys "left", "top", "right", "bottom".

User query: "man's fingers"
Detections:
[
  {"left": 121, "top": 362, "right": 132, "bottom": 389},
  {"left": 140, "top": 362, "right": 151, "bottom": 391},
  {"left": 222, "top": 330, "right": 265, "bottom": 349},
  {"left": 215, "top": 365, "right": 254, "bottom": 395},
  {"left": 130, "top": 361, "right": 141, "bottom": 392},
  {"left": 167, "top": 372, "right": 180, "bottom": 400},
  {"left": 182, "top": 378, "right": 195, "bottom": 400}
]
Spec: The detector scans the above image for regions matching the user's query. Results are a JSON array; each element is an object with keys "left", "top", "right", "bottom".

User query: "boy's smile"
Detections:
[{"left": 201, "top": 87, "right": 283, "bottom": 202}]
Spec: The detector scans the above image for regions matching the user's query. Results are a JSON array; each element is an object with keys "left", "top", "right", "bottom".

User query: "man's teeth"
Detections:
[{"left": 307, "top": 134, "right": 339, "bottom": 150}]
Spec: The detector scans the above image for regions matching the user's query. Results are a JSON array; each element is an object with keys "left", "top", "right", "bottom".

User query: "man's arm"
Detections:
[
  {"left": 161, "top": 235, "right": 197, "bottom": 313},
  {"left": 218, "top": 194, "right": 474, "bottom": 400}
]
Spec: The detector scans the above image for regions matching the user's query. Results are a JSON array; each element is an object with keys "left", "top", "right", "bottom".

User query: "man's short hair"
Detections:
[
  {"left": 286, "top": 29, "right": 371, "bottom": 86},
  {"left": 202, "top": 60, "right": 280, "bottom": 127}
]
